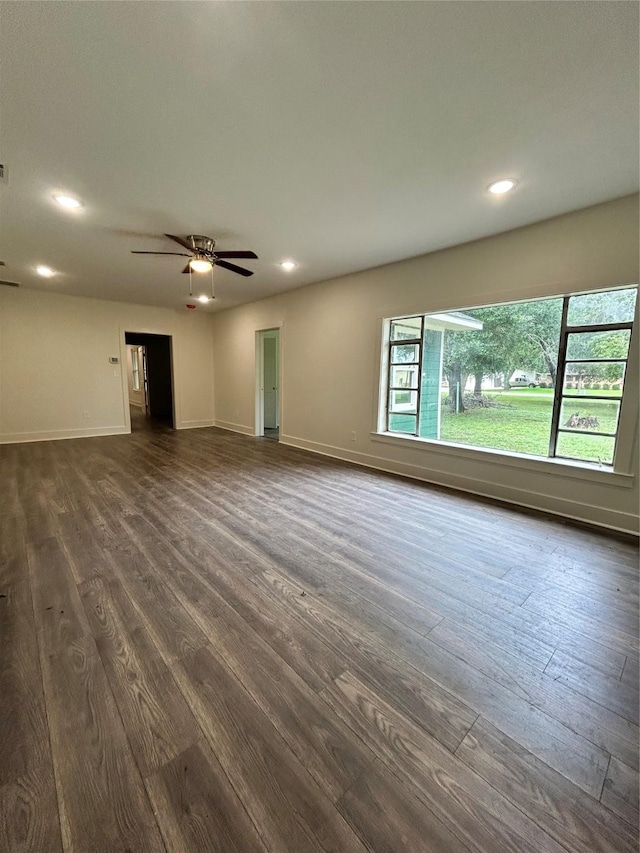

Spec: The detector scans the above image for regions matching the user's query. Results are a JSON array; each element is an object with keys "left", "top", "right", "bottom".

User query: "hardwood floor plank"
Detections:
[
  {"left": 268, "top": 565, "right": 613, "bottom": 797},
  {"left": 175, "top": 644, "right": 369, "bottom": 852},
  {"left": 257, "top": 566, "right": 479, "bottom": 752},
  {"left": 337, "top": 760, "right": 472, "bottom": 853},
  {"left": 79, "top": 575, "right": 201, "bottom": 777},
  {"left": 0, "top": 553, "right": 62, "bottom": 852},
  {"left": 523, "top": 590, "right": 639, "bottom": 646},
  {"left": 104, "top": 534, "right": 209, "bottom": 662},
  {"left": 192, "top": 611, "right": 369, "bottom": 800},
  {"left": 145, "top": 742, "right": 267, "bottom": 853},
  {"left": 428, "top": 619, "right": 639, "bottom": 770},
  {"left": 0, "top": 768, "right": 62, "bottom": 853},
  {"left": 119, "top": 505, "right": 348, "bottom": 692},
  {"left": 321, "top": 670, "right": 566, "bottom": 853},
  {"left": 621, "top": 654, "right": 639, "bottom": 689},
  {"left": 502, "top": 564, "right": 639, "bottom": 614},
  {"left": 456, "top": 717, "right": 637, "bottom": 853},
  {"left": 601, "top": 756, "right": 639, "bottom": 829},
  {"left": 1, "top": 426, "right": 637, "bottom": 850},
  {"left": 55, "top": 512, "right": 112, "bottom": 585},
  {"left": 28, "top": 537, "right": 165, "bottom": 853},
  {"left": 545, "top": 648, "right": 639, "bottom": 725}
]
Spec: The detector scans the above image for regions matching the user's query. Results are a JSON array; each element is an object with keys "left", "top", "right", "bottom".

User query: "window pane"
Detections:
[
  {"left": 391, "top": 317, "right": 422, "bottom": 341},
  {"left": 438, "top": 298, "right": 560, "bottom": 456},
  {"left": 390, "top": 365, "right": 418, "bottom": 389},
  {"left": 563, "top": 361, "right": 625, "bottom": 395},
  {"left": 556, "top": 432, "right": 615, "bottom": 465},
  {"left": 567, "top": 287, "right": 637, "bottom": 326},
  {"left": 390, "top": 343, "right": 420, "bottom": 363},
  {"left": 388, "top": 413, "right": 417, "bottom": 434},
  {"left": 389, "top": 389, "right": 418, "bottom": 413},
  {"left": 566, "top": 330, "right": 630, "bottom": 360},
  {"left": 559, "top": 398, "right": 620, "bottom": 434},
  {"left": 439, "top": 394, "right": 553, "bottom": 456}
]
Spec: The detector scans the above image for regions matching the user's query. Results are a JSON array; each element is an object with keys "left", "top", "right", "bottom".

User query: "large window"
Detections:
[{"left": 382, "top": 286, "right": 637, "bottom": 467}]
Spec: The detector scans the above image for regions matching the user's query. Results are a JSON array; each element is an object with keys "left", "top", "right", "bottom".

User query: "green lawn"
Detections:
[{"left": 439, "top": 389, "right": 618, "bottom": 464}]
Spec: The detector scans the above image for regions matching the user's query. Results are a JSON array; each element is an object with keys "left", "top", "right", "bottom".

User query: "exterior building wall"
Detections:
[{"left": 419, "top": 329, "right": 443, "bottom": 439}]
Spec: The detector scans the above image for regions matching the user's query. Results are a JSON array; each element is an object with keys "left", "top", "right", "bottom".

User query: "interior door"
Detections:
[{"left": 263, "top": 335, "right": 278, "bottom": 428}]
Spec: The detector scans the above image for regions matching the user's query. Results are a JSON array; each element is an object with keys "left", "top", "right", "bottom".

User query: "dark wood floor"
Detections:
[{"left": 1, "top": 423, "right": 638, "bottom": 852}]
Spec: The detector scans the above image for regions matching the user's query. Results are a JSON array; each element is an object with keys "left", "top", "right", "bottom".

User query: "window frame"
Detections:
[
  {"left": 381, "top": 286, "right": 638, "bottom": 470},
  {"left": 386, "top": 317, "right": 424, "bottom": 435},
  {"left": 549, "top": 305, "right": 633, "bottom": 462}
]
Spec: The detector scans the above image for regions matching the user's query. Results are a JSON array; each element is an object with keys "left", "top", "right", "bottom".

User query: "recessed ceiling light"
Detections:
[
  {"left": 280, "top": 261, "right": 297, "bottom": 271},
  {"left": 488, "top": 179, "right": 516, "bottom": 195},
  {"left": 189, "top": 257, "right": 213, "bottom": 273},
  {"left": 53, "top": 194, "right": 83, "bottom": 209},
  {"left": 197, "top": 295, "right": 210, "bottom": 303},
  {"left": 36, "top": 265, "right": 55, "bottom": 277}
]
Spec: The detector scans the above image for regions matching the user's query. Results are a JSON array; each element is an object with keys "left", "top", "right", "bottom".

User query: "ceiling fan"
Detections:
[
  {"left": 0, "top": 259, "right": 20, "bottom": 288},
  {"left": 131, "top": 234, "right": 257, "bottom": 276}
]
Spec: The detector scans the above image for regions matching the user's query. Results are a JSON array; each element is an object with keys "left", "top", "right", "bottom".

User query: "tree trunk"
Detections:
[
  {"left": 545, "top": 355, "right": 557, "bottom": 388},
  {"left": 473, "top": 374, "right": 483, "bottom": 397},
  {"left": 533, "top": 335, "right": 557, "bottom": 387},
  {"left": 446, "top": 364, "right": 466, "bottom": 413}
]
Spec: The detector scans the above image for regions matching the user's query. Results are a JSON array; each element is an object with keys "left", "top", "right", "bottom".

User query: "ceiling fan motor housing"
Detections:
[{"left": 189, "top": 236, "right": 216, "bottom": 255}]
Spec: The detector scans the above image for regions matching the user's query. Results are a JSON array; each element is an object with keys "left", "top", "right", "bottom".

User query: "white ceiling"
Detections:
[{"left": 1, "top": 1, "right": 638, "bottom": 311}]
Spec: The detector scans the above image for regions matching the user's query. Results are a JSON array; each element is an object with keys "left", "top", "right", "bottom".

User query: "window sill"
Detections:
[{"left": 371, "top": 431, "right": 635, "bottom": 487}]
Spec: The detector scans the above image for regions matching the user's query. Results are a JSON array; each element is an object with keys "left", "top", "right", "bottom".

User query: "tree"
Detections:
[
  {"left": 442, "top": 301, "right": 562, "bottom": 411},
  {"left": 439, "top": 288, "right": 635, "bottom": 413}
]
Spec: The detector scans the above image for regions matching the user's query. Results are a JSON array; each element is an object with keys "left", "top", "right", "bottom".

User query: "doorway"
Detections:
[
  {"left": 256, "top": 328, "right": 280, "bottom": 440},
  {"left": 124, "top": 332, "right": 175, "bottom": 428}
]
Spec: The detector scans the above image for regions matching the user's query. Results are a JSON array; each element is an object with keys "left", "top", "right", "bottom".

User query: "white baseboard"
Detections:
[
  {"left": 280, "top": 434, "right": 639, "bottom": 537},
  {"left": 175, "top": 419, "right": 216, "bottom": 430},
  {"left": 0, "top": 425, "right": 130, "bottom": 444},
  {"left": 129, "top": 400, "right": 143, "bottom": 408},
  {"left": 213, "top": 420, "right": 255, "bottom": 436}
]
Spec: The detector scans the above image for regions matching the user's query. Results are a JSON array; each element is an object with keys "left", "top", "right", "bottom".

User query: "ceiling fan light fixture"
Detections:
[
  {"left": 197, "top": 295, "right": 210, "bottom": 303},
  {"left": 36, "top": 265, "right": 55, "bottom": 277},
  {"left": 189, "top": 256, "right": 213, "bottom": 273},
  {"left": 53, "top": 193, "right": 83, "bottom": 209},
  {"left": 280, "top": 260, "right": 297, "bottom": 271},
  {"left": 488, "top": 179, "right": 516, "bottom": 195}
]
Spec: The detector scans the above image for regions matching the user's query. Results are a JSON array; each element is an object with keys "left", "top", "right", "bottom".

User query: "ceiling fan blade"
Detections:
[
  {"left": 131, "top": 251, "right": 190, "bottom": 256},
  {"left": 164, "top": 233, "right": 194, "bottom": 252},
  {"left": 214, "top": 251, "right": 258, "bottom": 259},
  {"left": 182, "top": 265, "right": 191, "bottom": 274},
  {"left": 215, "top": 259, "right": 254, "bottom": 277}
]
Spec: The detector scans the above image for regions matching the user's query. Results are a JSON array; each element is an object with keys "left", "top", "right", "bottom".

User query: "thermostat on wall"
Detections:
[{"left": 109, "top": 357, "right": 119, "bottom": 364}]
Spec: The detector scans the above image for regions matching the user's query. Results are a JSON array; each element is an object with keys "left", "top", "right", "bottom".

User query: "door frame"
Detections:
[
  {"left": 119, "top": 328, "right": 177, "bottom": 433},
  {"left": 140, "top": 346, "right": 150, "bottom": 415},
  {"left": 255, "top": 325, "right": 282, "bottom": 437}
]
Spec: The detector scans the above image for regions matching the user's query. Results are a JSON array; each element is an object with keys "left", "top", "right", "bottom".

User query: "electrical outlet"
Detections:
[
  {"left": 351, "top": 431, "right": 356, "bottom": 442},
  {"left": 82, "top": 411, "right": 89, "bottom": 419}
]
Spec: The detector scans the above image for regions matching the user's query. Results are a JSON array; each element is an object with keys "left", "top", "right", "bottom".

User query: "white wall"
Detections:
[
  {"left": 0, "top": 288, "right": 215, "bottom": 442},
  {"left": 211, "top": 195, "right": 640, "bottom": 534}
]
